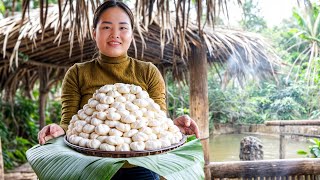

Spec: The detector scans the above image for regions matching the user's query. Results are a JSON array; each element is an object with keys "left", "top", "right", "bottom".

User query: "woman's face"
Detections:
[{"left": 93, "top": 7, "right": 133, "bottom": 57}]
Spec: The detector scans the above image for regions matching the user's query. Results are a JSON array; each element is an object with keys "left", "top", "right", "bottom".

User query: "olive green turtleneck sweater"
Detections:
[{"left": 60, "top": 53, "right": 166, "bottom": 131}]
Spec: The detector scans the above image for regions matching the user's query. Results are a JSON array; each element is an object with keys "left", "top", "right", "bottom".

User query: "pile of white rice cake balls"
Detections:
[{"left": 66, "top": 83, "right": 183, "bottom": 151}]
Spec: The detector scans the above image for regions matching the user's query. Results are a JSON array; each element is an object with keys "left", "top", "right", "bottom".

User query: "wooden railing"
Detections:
[
  {"left": 208, "top": 158, "right": 320, "bottom": 180},
  {"left": 265, "top": 120, "right": 320, "bottom": 159}
]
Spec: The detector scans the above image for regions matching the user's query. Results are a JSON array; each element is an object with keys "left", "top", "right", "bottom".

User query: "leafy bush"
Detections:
[
  {"left": 297, "top": 138, "right": 320, "bottom": 158},
  {"left": 207, "top": 73, "right": 266, "bottom": 125},
  {"left": 165, "top": 72, "right": 190, "bottom": 119},
  {"left": 0, "top": 90, "right": 62, "bottom": 170},
  {"left": 0, "top": 94, "right": 39, "bottom": 169},
  {"left": 207, "top": 72, "right": 320, "bottom": 124},
  {"left": 2, "top": 137, "right": 33, "bottom": 169},
  {"left": 269, "top": 97, "right": 305, "bottom": 120},
  {"left": 46, "top": 100, "right": 61, "bottom": 124}
]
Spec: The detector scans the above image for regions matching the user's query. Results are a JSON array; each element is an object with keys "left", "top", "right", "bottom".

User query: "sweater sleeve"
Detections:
[
  {"left": 60, "top": 65, "right": 81, "bottom": 131},
  {"left": 146, "top": 63, "right": 167, "bottom": 112}
]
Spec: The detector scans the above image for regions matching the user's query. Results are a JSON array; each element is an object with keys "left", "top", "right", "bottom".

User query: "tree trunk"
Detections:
[
  {"left": 39, "top": 67, "right": 49, "bottom": 130},
  {"left": 189, "top": 43, "right": 210, "bottom": 179},
  {"left": 0, "top": 137, "right": 4, "bottom": 180},
  {"left": 39, "top": 91, "right": 48, "bottom": 130}
]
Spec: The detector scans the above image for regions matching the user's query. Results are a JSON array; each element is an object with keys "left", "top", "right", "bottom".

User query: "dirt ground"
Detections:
[{"left": 4, "top": 163, "right": 37, "bottom": 180}]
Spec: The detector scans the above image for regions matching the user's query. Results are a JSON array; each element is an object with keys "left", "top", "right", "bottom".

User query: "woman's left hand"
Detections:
[{"left": 173, "top": 115, "right": 200, "bottom": 138}]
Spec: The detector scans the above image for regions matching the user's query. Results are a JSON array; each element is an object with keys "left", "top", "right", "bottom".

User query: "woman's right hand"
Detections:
[{"left": 38, "top": 123, "right": 65, "bottom": 145}]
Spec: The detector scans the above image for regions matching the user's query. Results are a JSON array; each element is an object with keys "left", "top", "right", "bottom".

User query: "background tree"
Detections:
[
  {"left": 285, "top": 3, "right": 320, "bottom": 85},
  {"left": 240, "top": 0, "right": 267, "bottom": 32},
  {"left": 0, "top": 0, "right": 58, "bottom": 18}
]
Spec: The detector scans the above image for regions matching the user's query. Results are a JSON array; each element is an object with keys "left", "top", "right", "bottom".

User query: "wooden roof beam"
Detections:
[{"left": 3, "top": 51, "right": 69, "bottom": 68}]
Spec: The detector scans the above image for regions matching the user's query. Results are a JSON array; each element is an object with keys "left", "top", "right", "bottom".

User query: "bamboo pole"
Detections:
[
  {"left": 0, "top": 137, "right": 4, "bottom": 180},
  {"left": 189, "top": 43, "right": 210, "bottom": 179}
]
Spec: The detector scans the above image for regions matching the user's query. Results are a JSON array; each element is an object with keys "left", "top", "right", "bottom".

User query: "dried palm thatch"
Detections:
[
  {"left": 13, "top": 0, "right": 242, "bottom": 58},
  {"left": 10, "top": 0, "right": 312, "bottom": 59},
  {"left": 0, "top": 1, "right": 281, "bottom": 102}
]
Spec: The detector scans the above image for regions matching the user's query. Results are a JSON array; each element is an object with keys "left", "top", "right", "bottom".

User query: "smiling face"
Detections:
[{"left": 93, "top": 7, "right": 133, "bottom": 57}]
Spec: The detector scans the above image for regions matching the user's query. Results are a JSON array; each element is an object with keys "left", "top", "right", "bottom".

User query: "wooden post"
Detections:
[
  {"left": 0, "top": 137, "right": 4, "bottom": 180},
  {"left": 39, "top": 67, "right": 49, "bottom": 130},
  {"left": 39, "top": 90, "right": 48, "bottom": 130},
  {"left": 279, "top": 125, "right": 285, "bottom": 159},
  {"left": 265, "top": 120, "right": 319, "bottom": 159},
  {"left": 189, "top": 43, "right": 210, "bottom": 179}
]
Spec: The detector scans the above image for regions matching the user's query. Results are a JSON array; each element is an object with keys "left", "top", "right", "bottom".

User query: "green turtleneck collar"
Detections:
[{"left": 98, "top": 53, "right": 129, "bottom": 64}]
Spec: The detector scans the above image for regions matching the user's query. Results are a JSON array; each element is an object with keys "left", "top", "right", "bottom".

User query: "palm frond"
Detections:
[{"left": 286, "top": 3, "right": 320, "bottom": 85}]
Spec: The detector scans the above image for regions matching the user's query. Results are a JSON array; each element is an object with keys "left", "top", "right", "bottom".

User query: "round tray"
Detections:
[{"left": 64, "top": 135, "right": 187, "bottom": 158}]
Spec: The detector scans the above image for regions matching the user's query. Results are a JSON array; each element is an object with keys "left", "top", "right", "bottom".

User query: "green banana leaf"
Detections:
[{"left": 26, "top": 136, "right": 204, "bottom": 180}]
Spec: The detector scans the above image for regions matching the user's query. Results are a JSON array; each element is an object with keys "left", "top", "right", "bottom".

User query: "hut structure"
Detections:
[{"left": 0, "top": 1, "right": 281, "bottom": 179}]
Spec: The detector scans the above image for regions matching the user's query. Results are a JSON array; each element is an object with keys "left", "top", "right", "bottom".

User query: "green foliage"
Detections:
[
  {"left": 206, "top": 69, "right": 320, "bottom": 124},
  {"left": 0, "top": 91, "right": 62, "bottom": 170},
  {"left": 166, "top": 66, "right": 320, "bottom": 131},
  {"left": 269, "top": 97, "right": 305, "bottom": 120},
  {"left": 298, "top": 138, "right": 320, "bottom": 158},
  {"left": 1, "top": 0, "right": 22, "bottom": 14},
  {"left": 2, "top": 137, "right": 33, "bottom": 169},
  {"left": 0, "top": 0, "right": 58, "bottom": 18},
  {"left": 46, "top": 100, "right": 61, "bottom": 124},
  {"left": 207, "top": 69, "right": 267, "bottom": 126},
  {"left": 251, "top": 80, "right": 319, "bottom": 120},
  {"left": 264, "top": 82, "right": 306, "bottom": 120},
  {"left": 1, "top": 94, "right": 39, "bottom": 141},
  {"left": 0, "top": 94, "right": 39, "bottom": 169},
  {"left": 0, "top": 1, "right": 5, "bottom": 14},
  {"left": 32, "top": 0, "right": 58, "bottom": 8},
  {"left": 165, "top": 72, "right": 190, "bottom": 119},
  {"left": 264, "top": 3, "right": 320, "bottom": 85},
  {"left": 310, "top": 110, "right": 320, "bottom": 119},
  {"left": 282, "top": 4, "right": 320, "bottom": 85},
  {"left": 175, "top": 107, "right": 190, "bottom": 117},
  {"left": 240, "top": 0, "right": 267, "bottom": 32}
]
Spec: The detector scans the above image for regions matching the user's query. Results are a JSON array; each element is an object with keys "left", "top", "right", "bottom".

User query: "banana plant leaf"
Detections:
[{"left": 26, "top": 136, "right": 204, "bottom": 180}]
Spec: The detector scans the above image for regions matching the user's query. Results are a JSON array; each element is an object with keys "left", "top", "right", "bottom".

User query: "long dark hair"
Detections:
[{"left": 93, "top": 0, "right": 134, "bottom": 30}]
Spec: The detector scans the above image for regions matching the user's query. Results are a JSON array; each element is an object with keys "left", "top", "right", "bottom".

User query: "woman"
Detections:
[{"left": 38, "top": 0, "right": 199, "bottom": 179}]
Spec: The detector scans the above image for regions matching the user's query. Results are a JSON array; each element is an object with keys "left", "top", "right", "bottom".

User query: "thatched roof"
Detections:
[{"left": 0, "top": 2, "right": 281, "bottom": 101}]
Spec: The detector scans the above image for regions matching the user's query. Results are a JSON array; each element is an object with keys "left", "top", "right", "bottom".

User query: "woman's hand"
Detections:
[
  {"left": 38, "top": 124, "right": 65, "bottom": 145},
  {"left": 173, "top": 115, "right": 200, "bottom": 138}
]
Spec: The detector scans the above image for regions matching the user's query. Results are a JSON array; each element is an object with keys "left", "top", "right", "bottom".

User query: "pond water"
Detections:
[{"left": 209, "top": 133, "right": 310, "bottom": 161}]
